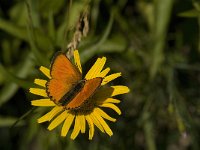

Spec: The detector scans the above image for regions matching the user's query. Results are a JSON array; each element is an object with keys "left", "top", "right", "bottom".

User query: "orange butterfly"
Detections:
[{"left": 46, "top": 52, "right": 102, "bottom": 110}]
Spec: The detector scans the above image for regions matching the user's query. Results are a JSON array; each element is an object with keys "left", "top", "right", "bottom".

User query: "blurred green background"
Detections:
[{"left": 0, "top": 0, "right": 200, "bottom": 149}]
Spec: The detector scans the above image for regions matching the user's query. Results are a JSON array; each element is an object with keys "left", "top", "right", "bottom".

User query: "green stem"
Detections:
[
  {"left": 150, "top": 0, "right": 174, "bottom": 78},
  {"left": 26, "top": 1, "right": 49, "bottom": 66},
  {"left": 141, "top": 96, "right": 156, "bottom": 150},
  {"left": 144, "top": 117, "right": 156, "bottom": 150},
  {"left": 198, "top": 15, "right": 200, "bottom": 52}
]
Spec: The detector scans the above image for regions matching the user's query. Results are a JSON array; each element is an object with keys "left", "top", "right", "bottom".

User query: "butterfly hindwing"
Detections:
[
  {"left": 46, "top": 52, "right": 81, "bottom": 103},
  {"left": 65, "top": 77, "right": 103, "bottom": 109}
]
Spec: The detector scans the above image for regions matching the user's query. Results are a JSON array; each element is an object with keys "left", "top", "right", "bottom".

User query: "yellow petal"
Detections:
[
  {"left": 47, "top": 106, "right": 63, "bottom": 121},
  {"left": 70, "top": 116, "right": 81, "bottom": 140},
  {"left": 34, "top": 79, "right": 47, "bottom": 87},
  {"left": 94, "top": 86, "right": 129, "bottom": 100},
  {"left": 104, "top": 98, "right": 121, "bottom": 104},
  {"left": 39, "top": 66, "right": 51, "bottom": 79},
  {"left": 101, "top": 73, "right": 121, "bottom": 85},
  {"left": 74, "top": 50, "right": 82, "bottom": 73},
  {"left": 100, "top": 103, "right": 121, "bottom": 115},
  {"left": 85, "top": 115, "right": 94, "bottom": 140},
  {"left": 93, "top": 110, "right": 113, "bottom": 136},
  {"left": 79, "top": 115, "right": 86, "bottom": 133},
  {"left": 85, "top": 57, "right": 106, "bottom": 80},
  {"left": 85, "top": 58, "right": 100, "bottom": 79},
  {"left": 29, "top": 88, "right": 47, "bottom": 97},
  {"left": 31, "top": 99, "right": 55, "bottom": 106},
  {"left": 111, "top": 86, "right": 130, "bottom": 96},
  {"left": 61, "top": 113, "right": 75, "bottom": 137},
  {"left": 48, "top": 111, "right": 68, "bottom": 131},
  {"left": 98, "top": 67, "right": 110, "bottom": 78},
  {"left": 37, "top": 106, "right": 63, "bottom": 123},
  {"left": 90, "top": 112, "right": 105, "bottom": 133},
  {"left": 95, "top": 108, "right": 116, "bottom": 122},
  {"left": 37, "top": 112, "right": 51, "bottom": 123},
  {"left": 96, "top": 98, "right": 121, "bottom": 105}
]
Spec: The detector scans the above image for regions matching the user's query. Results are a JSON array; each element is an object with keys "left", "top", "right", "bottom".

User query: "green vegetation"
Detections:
[{"left": 0, "top": 0, "right": 200, "bottom": 149}]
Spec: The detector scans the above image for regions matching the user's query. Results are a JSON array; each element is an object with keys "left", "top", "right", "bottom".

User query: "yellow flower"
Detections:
[{"left": 29, "top": 50, "right": 130, "bottom": 140}]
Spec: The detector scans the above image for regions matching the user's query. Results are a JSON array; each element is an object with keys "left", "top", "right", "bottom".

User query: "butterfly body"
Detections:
[
  {"left": 59, "top": 80, "right": 86, "bottom": 106},
  {"left": 46, "top": 52, "right": 103, "bottom": 110}
]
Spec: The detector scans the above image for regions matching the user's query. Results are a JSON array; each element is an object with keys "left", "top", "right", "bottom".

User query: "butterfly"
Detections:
[{"left": 46, "top": 52, "right": 103, "bottom": 110}]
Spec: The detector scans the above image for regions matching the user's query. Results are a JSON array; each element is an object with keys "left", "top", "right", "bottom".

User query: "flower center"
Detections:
[{"left": 67, "top": 98, "right": 96, "bottom": 115}]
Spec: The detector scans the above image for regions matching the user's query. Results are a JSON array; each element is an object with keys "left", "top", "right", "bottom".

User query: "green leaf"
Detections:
[
  {"left": 9, "top": 2, "right": 27, "bottom": 26},
  {"left": 150, "top": 0, "right": 174, "bottom": 78},
  {"left": 178, "top": 9, "right": 200, "bottom": 18},
  {"left": 0, "top": 18, "right": 54, "bottom": 51},
  {"left": 0, "top": 52, "right": 34, "bottom": 106},
  {"left": 0, "top": 64, "right": 35, "bottom": 89},
  {"left": 37, "top": 0, "right": 65, "bottom": 17},
  {"left": 68, "top": 2, "right": 87, "bottom": 29},
  {"left": 80, "top": 12, "right": 114, "bottom": 63},
  {"left": 0, "top": 84, "right": 18, "bottom": 107}
]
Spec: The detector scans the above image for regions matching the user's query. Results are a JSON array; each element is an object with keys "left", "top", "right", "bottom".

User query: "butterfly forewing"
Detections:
[
  {"left": 50, "top": 52, "right": 81, "bottom": 80},
  {"left": 65, "top": 77, "right": 103, "bottom": 109},
  {"left": 46, "top": 52, "right": 82, "bottom": 103}
]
